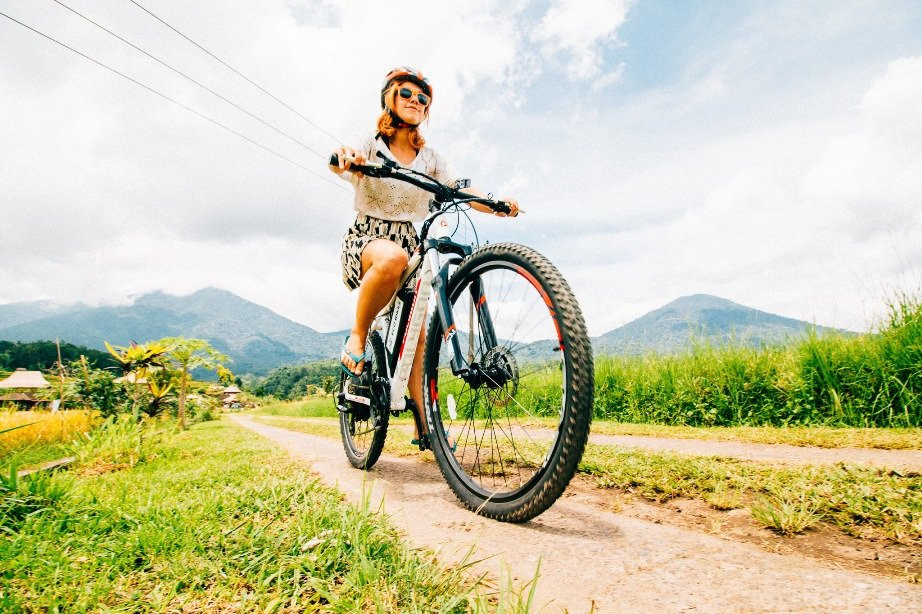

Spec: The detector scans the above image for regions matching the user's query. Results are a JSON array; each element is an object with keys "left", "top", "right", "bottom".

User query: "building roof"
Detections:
[
  {"left": 223, "top": 385, "right": 242, "bottom": 393},
  {"left": 0, "top": 368, "right": 51, "bottom": 389}
]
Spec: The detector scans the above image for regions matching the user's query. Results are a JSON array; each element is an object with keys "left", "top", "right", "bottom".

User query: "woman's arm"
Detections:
[{"left": 462, "top": 186, "right": 520, "bottom": 218}]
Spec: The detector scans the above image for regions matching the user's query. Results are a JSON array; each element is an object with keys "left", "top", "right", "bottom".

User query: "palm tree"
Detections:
[{"left": 161, "top": 338, "right": 228, "bottom": 430}]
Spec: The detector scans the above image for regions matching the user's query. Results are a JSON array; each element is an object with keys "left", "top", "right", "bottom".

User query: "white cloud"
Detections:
[
  {"left": 801, "top": 55, "right": 922, "bottom": 237},
  {"left": 1, "top": 1, "right": 920, "bottom": 340},
  {"left": 532, "top": 0, "right": 629, "bottom": 80},
  {"left": 0, "top": 0, "right": 533, "bottom": 331}
]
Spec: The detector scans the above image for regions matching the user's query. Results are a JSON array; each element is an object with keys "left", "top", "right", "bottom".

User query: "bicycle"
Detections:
[{"left": 331, "top": 151, "right": 593, "bottom": 522}]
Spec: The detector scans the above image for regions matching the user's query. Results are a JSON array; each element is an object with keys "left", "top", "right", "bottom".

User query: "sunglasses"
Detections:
[{"left": 398, "top": 87, "right": 430, "bottom": 106}]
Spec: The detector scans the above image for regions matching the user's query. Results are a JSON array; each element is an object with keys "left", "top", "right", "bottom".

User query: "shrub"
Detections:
[{"left": 68, "top": 366, "right": 131, "bottom": 419}]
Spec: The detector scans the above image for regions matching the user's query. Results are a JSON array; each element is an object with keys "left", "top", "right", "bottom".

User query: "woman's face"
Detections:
[{"left": 393, "top": 81, "right": 429, "bottom": 125}]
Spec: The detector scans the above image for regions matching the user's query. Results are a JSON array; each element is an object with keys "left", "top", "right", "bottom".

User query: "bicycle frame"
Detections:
[{"left": 340, "top": 207, "right": 500, "bottom": 413}]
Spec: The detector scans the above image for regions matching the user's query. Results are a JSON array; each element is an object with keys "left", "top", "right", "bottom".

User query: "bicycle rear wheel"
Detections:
[
  {"left": 423, "top": 242, "right": 593, "bottom": 522},
  {"left": 338, "top": 332, "right": 389, "bottom": 470}
]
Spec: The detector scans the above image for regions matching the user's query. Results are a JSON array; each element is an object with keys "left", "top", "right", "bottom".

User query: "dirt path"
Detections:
[
  {"left": 285, "top": 416, "right": 922, "bottom": 471},
  {"left": 230, "top": 415, "right": 921, "bottom": 612}
]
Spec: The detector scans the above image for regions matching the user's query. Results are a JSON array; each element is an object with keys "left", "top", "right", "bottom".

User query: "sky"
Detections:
[{"left": 1, "top": 0, "right": 920, "bottom": 335}]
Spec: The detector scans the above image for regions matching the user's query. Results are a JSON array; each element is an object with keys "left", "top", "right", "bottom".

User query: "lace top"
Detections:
[{"left": 339, "top": 135, "right": 459, "bottom": 222}]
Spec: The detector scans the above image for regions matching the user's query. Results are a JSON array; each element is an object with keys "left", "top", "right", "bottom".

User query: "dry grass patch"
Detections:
[{"left": 0, "top": 409, "right": 94, "bottom": 452}]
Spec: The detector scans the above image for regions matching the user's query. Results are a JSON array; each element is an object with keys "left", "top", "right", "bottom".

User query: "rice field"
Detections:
[{"left": 0, "top": 409, "right": 94, "bottom": 455}]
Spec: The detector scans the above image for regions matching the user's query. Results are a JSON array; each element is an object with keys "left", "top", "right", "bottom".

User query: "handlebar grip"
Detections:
[
  {"left": 329, "top": 153, "right": 381, "bottom": 176},
  {"left": 495, "top": 200, "right": 523, "bottom": 216}
]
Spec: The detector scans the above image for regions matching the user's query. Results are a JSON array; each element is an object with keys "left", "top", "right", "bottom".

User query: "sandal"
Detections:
[{"left": 340, "top": 336, "right": 365, "bottom": 377}]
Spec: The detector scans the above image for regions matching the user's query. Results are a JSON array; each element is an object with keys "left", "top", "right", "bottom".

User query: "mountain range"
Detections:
[{"left": 0, "top": 288, "right": 843, "bottom": 374}]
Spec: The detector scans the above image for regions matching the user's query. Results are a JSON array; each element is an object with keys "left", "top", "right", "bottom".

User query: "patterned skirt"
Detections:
[{"left": 341, "top": 214, "right": 420, "bottom": 290}]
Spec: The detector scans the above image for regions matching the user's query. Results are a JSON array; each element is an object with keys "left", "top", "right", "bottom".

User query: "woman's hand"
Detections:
[
  {"left": 496, "top": 198, "right": 520, "bottom": 218},
  {"left": 329, "top": 146, "right": 366, "bottom": 177}
]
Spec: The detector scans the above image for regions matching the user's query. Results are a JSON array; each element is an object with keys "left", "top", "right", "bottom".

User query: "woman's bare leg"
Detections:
[{"left": 342, "top": 239, "right": 408, "bottom": 374}]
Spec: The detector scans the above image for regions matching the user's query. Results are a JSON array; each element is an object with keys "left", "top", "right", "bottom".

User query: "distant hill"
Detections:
[
  {"left": 0, "top": 289, "right": 847, "bottom": 376},
  {"left": 592, "top": 294, "right": 843, "bottom": 355},
  {"left": 0, "top": 288, "right": 346, "bottom": 375}
]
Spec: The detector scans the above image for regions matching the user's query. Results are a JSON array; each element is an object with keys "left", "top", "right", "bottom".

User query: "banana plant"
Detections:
[
  {"left": 144, "top": 370, "right": 175, "bottom": 419},
  {"left": 105, "top": 340, "right": 168, "bottom": 421}
]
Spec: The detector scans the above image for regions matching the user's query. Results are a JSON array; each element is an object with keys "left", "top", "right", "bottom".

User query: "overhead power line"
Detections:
[
  {"left": 0, "top": 10, "right": 349, "bottom": 193},
  {"left": 127, "top": 0, "right": 344, "bottom": 145},
  {"left": 51, "top": 0, "right": 329, "bottom": 163}
]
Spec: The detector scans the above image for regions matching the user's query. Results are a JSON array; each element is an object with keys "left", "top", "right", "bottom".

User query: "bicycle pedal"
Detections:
[{"left": 415, "top": 433, "right": 431, "bottom": 451}]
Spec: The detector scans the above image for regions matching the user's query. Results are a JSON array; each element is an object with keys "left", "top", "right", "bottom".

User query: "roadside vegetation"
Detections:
[
  {"left": 246, "top": 360, "right": 340, "bottom": 400},
  {"left": 249, "top": 399, "right": 922, "bottom": 450},
  {"left": 248, "top": 297, "right": 920, "bottom": 430},
  {"left": 1, "top": 420, "right": 498, "bottom": 611},
  {"left": 250, "top": 396, "right": 338, "bottom": 419},
  {"left": 594, "top": 296, "right": 921, "bottom": 427},
  {"left": 579, "top": 444, "right": 922, "bottom": 542}
]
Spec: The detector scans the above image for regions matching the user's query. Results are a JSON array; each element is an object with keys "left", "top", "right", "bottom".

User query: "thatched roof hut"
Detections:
[
  {"left": 0, "top": 392, "right": 36, "bottom": 402},
  {"left": 223, "top": 385, "right": 242, "bottom": 394},
  {"left": 0, "top": 368, "right": 51, "bottom": 389}
]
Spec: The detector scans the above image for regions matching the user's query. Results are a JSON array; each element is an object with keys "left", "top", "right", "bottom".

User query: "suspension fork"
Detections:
[{"left": 470, "top": 275, "right": 499, "bottom": 351}]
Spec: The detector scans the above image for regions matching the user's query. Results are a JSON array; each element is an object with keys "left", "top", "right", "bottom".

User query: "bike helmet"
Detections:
[{"left": 380, "top": 66, "right": 433, "bottom": 109}]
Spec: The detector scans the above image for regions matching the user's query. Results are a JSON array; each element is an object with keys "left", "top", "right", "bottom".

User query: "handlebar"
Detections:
[{"left": 329, "top": 152, "right": 516, "bottom": 216}]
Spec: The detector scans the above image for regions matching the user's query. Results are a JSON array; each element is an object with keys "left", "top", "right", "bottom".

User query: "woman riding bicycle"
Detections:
[{"left": 329, "top": 66, "right": 519, "bottom": 445}]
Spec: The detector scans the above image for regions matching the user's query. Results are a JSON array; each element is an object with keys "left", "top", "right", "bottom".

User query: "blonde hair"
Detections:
[{"left": 377, "top": 82, "right": 427, "bottom": 150}]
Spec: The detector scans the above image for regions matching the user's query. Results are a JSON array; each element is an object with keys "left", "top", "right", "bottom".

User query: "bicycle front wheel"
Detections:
[{"left": 423, "top": 242, "right": 593, "bottom": 522}]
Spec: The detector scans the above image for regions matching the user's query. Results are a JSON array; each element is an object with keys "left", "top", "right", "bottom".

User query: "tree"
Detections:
[
  {"left": 216, "top": 365, "right": 236, "bottom": 387},
  {"left": 69, "top": 357, "right": 131, "bottom": 419},
  {"left": 161, "top": 338, "right": 229, "bottom": 430},
  {"left": 105, "top": 340, "right": 169, "bottom": 422}
]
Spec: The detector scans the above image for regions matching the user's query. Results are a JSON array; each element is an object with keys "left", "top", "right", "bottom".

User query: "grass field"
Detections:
[{"left": 0, "top": 419, "right": 530, "bottom": 612}]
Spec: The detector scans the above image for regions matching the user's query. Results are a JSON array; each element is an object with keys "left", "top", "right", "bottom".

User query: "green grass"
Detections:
[
  {"left": 580, "top": 444, "right": 922, "bottom": 541},
  {"left": 593, "top": 296, "right": 922, "bottom": 427},
  {"left": 0, "top": 441, "right": 72, "bottom": 469},
  {"left": 247, "top": 397, "right": 338, "bottom": 419},
  {"left": 0, "top": 420, "right": 501, "bottom": 612}
]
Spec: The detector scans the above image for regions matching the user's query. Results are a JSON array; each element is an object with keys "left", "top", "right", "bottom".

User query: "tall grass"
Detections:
[{"left": 595, "top": 296, "right": 922, "bottom": 427}]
